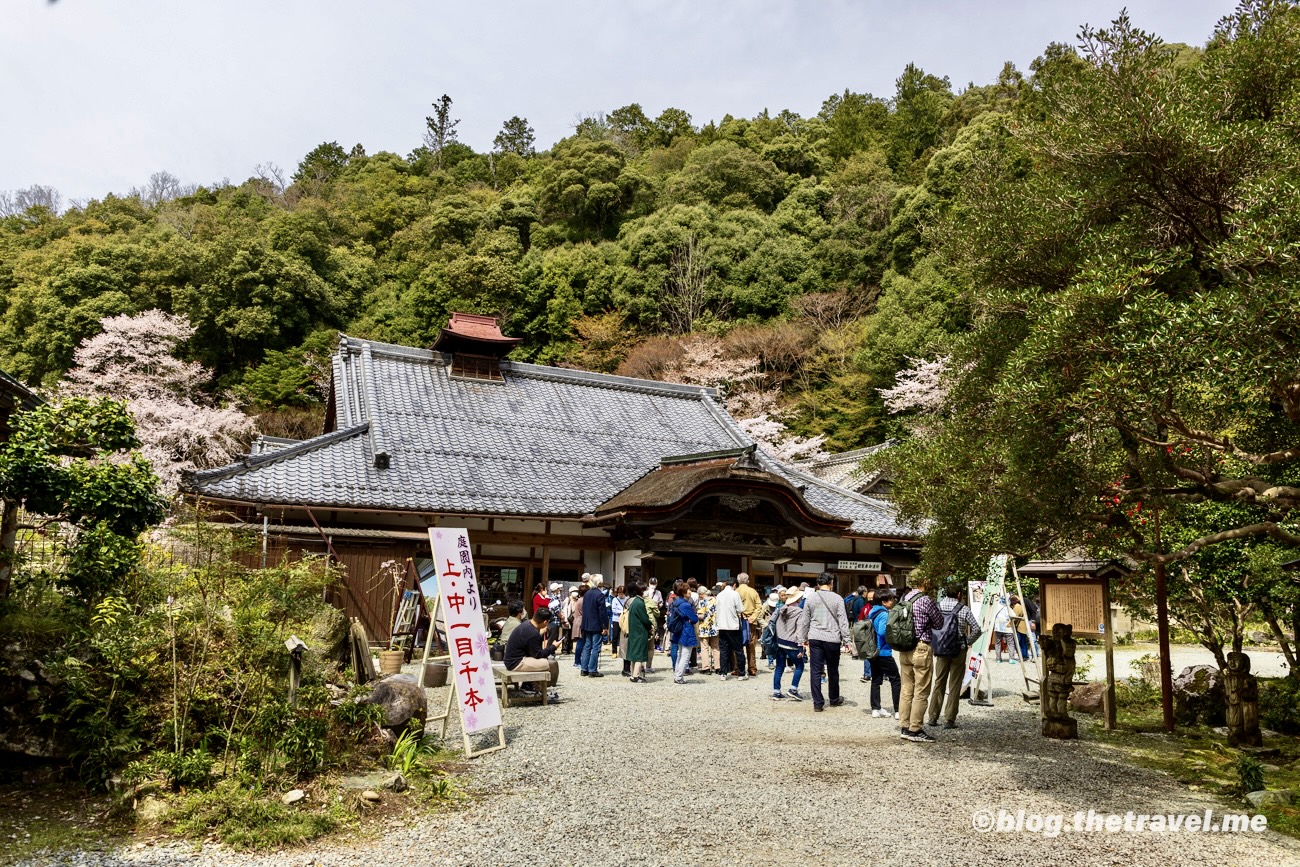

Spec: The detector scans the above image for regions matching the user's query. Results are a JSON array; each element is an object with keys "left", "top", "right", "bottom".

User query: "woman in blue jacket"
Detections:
[
  {"left": 869, "top": 590, "right": 901, "bottom": 719},
  {"left": 671, "top": 580, "right": 700, "bottom": 684}
]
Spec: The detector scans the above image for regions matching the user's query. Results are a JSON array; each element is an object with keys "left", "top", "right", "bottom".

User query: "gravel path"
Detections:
[{"left": 21, "top": 650, "right": 1300, "bottom": 867}]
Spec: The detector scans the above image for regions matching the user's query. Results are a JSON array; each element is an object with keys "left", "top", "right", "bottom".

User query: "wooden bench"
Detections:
[{"left": 491, "top": 663, "right": 550, "bottom": 706}]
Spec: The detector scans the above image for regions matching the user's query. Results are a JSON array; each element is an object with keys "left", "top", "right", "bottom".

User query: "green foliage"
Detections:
[
  {"left": 386, "top": 724, "right": 440, "bottom": 777},
  {"left": 1115, "top": 675, "right": 1160, "bottom": 709},
  {"left": 0, "top": 399, "right": 164, "bottom": 603},
  {"left": 1236, "top": 754, "right": 1266, "bottom": 795},
  {"left": 18, "top": 523, "right": 372, "bottom": 792},
  {"left": 1258, "top": 676, "right": 1300, "bottom": 735},
  {"left": 888, "top": 2, "right": 1300, "bottom": 584},
  {"left": 168, "top": 781, "right": 342, "bottom": 850}
]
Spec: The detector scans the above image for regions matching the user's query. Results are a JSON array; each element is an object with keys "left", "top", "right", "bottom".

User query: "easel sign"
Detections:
[
  {"left": 428, "top": 528, "right": 506, "bottom": 758},
  {"left": 962, "top": 555, "right": 1007, "bottom": 701}
]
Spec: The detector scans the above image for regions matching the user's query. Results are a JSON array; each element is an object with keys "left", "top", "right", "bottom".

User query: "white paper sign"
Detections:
[
  {"left": 962, "top": 555, "right": 1008, "bottom": 693},
  {"left": 837, "top": 560, "right": 883, "bottom": 572},
  {"left": 429, "top": 528, "right": 501, "bottom": 734}
]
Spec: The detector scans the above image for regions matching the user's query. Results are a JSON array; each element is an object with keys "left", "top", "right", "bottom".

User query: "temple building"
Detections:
[{"left": 184, "top": 314, "right": 920, "bottom": 640}]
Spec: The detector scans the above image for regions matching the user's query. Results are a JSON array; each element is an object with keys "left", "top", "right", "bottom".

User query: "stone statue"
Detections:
[
  {"left": 1223, "top": 651, "right": 1262, "bottom": 748},
  {"left": 1041, "top": 623, "right": 1078, "bottom": 739}
]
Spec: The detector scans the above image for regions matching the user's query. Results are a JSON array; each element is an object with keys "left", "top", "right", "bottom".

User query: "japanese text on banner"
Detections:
[{"left": 428, "top": 528, "right": 501, "bottom": 734}]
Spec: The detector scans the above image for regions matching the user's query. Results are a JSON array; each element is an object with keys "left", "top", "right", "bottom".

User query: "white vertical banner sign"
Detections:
[
  {"left": 428, "top": 528, "right": 501, "bottom": 735},
  {"left": 962, "top": 554, "right": 1008, "bottom": 695}
]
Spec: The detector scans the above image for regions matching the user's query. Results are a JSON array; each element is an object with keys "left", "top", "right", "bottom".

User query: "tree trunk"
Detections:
[
  {"left": 0, "top": 499, "right": 16, "bottom": 599},
  {"left": 1260, "top": 602, "right": 1297, "bottom": 676}
]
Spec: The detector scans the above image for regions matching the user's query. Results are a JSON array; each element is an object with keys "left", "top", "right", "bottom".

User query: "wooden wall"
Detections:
[
  {"left": 233, "top": 534, "right": 413, "bottom": 644},
  {"left": 329, "top": 542, "right": 418, "bottom": 643}
]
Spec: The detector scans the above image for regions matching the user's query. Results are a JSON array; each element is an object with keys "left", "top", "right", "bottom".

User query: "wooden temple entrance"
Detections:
[{"left": 587, "top": 446, "right": 851, "bottom": 589}]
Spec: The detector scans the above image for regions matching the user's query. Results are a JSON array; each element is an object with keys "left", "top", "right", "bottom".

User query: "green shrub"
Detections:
[
  {"left": 1258, "top": 676, "right": 1300, "bottom": 735},
  {"left": 1235, "top": 754, "right": 1265, "bottom": 796},
  {"left": 1116, "top": 676, "right": 1160, "bottom": 709}
]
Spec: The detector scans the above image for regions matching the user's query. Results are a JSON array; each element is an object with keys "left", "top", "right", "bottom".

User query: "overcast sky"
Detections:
[{"left": 1, "top": 0, "right": 1238, "bottom": 205}]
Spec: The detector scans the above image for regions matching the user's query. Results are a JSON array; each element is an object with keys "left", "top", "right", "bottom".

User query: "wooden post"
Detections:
[
  {"left": 1153, "top": 509, "right": 1175, "bottom": 732},
  {"left": 0, "top": 500, "right": 18, "bottom": 599},
  {"left": 1102, "top": 575, "right": 1117, "bottom": 730}
]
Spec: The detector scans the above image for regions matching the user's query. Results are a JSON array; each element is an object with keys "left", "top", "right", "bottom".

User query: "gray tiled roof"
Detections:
[
  {"left": 186, "top": 336, "right": 918, "bottom": 539},
  {"left": 803, "top": 440, "right": 894, "bottom": 491}
]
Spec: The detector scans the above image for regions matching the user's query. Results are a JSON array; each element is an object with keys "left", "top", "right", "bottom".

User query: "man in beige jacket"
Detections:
[{"left": 737, "top": 572, "right": 763, "bottom": 677}]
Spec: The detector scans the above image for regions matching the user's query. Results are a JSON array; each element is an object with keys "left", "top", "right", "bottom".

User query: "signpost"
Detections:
[
  {"left": 1037, "top": 567, "right": 1118, "bottom": 730},
  {"left": 962, "top": 555, "right": 1007, "bottom": 703},
  {"left": 425, "top": 528, "right": 506, "bottom": 758}
]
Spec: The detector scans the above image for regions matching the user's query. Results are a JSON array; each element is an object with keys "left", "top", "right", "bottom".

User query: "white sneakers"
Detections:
[{"left": 870, "top": 709, "right": 902, "bottom": 719}]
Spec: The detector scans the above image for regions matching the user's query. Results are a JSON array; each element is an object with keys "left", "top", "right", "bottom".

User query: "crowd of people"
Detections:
[{"left": 500, "top": 571, "right": 1040, "bottom": 743}]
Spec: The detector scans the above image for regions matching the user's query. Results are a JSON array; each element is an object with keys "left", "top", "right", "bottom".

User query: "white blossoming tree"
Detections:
[
  {"left": 661, "top": 335, "right": 828, "bottom": 464},
  {"left": 62, "top": 310, "right": 254, "bottom": 492},
  {"left": 879, "top": 355, "right": 951, "bottom": 439}
]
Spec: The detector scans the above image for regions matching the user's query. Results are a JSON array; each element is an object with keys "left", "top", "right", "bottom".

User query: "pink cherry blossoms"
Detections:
[{"left": 62, "top": 310, "right": 254, "bottom": 492}]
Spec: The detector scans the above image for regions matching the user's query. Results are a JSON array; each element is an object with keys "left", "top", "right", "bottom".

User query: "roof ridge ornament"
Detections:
[{"left": 660, "top": 444, "right": 757, "bottom": 467}]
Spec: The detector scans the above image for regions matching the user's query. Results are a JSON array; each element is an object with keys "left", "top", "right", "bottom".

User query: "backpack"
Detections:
[
  {"left": 666, "top": 598, "right": 682, "bottom": 635},
  {"left": 852, "top": 617, "right": 879, "bottom": 659},
  {"left": 931, "top": 603, "right": 965, "bottom": 658},
  {"left": 760, "top": 611, "right": 779, "bottom": 653},
  {"left": 885, "top": 595, "right": 919, "bottom": 651}
]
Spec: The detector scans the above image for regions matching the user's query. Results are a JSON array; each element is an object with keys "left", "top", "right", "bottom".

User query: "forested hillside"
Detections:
[{"left": 0, "top": 55, "right": 1059, "bottom": 449}]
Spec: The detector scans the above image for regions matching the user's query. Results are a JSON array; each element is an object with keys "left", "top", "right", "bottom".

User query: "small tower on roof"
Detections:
[{"left": 431, "top": 313, "right": 522, "bottom": 381}]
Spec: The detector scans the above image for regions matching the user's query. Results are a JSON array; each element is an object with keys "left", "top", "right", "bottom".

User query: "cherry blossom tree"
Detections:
[
  {"left": 659, "top": 335, "right": 828, "bottom": 464},
  {"left": 879, "top": 356, "right": 951, "bottom": 416},
  {"left": 62, "top": 310, "right": 254, "bottom": 492}
]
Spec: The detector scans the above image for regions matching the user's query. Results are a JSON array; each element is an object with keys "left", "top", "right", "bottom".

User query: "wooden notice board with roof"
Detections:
[{"left": 1019, "top": 559, "right": 1132, "bottom": 731}]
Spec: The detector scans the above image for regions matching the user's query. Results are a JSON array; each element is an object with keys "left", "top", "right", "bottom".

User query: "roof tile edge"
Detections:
[
  {"left": 183, "top": 422, "right": 370, "bottom": 488},
  {"left": 338, "top": 334, "right": 721, "bottom": 398}
]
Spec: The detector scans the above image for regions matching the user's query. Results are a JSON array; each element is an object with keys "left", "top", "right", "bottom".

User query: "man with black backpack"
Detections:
[
  {"left": 888, "top": 577, "right": 944, "bottom": 742},
  {"left": 926, "top": 586, "right": 983, "bottom": 729}
]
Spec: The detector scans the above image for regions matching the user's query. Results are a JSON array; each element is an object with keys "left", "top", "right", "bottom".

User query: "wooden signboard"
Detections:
[
  {"left": 1037, "top": 569, "right": 1117, "bottom": 731},
  {"left": 1043, "top": 581, "right": 1106, "bottom": 637}
]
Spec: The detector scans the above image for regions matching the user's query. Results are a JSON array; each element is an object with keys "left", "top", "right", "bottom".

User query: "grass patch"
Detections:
[
  {"left": 167, "top": 782, "right": 350, "bottom": 851},
  {"left": 0, "top": 783, "right": 127, "bottom": 867},
  {"left": 1085, "top": 716, "right": 1300, "bottom": 839}
]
